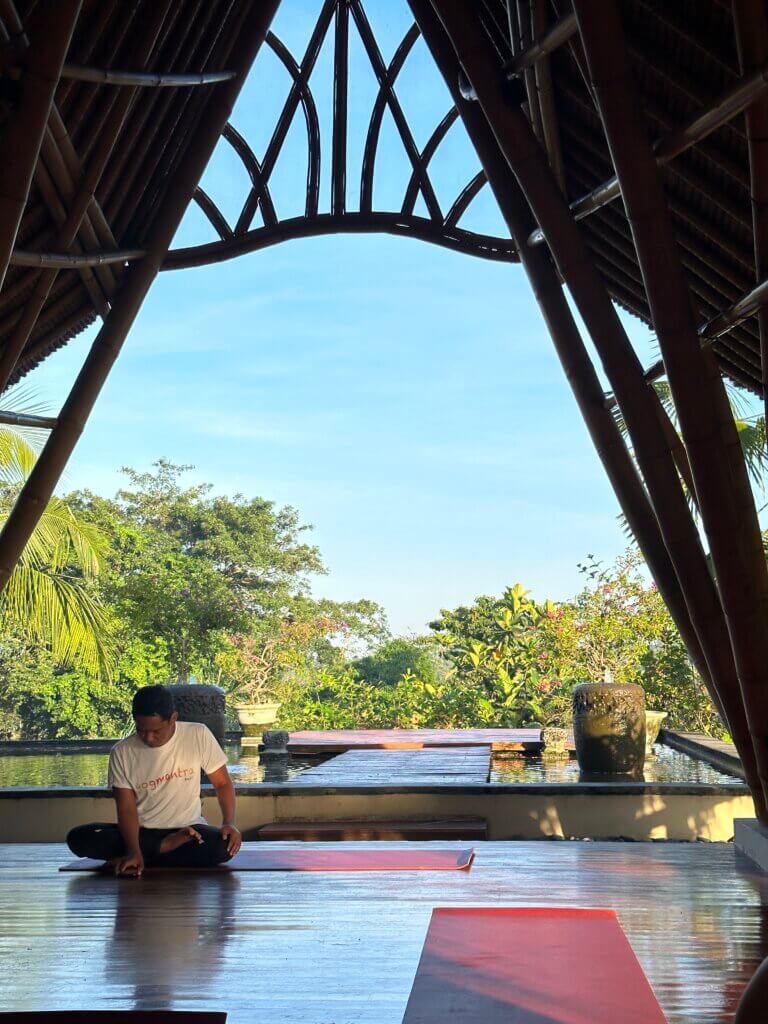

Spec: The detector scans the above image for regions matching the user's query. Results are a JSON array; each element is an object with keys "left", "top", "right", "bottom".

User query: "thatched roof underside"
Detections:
[{"left": 1, "top": 0, "right": 766, "bottom": 394}]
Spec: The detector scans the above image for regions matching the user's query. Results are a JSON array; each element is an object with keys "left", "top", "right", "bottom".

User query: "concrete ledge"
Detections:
[
  {"left": 660, "top": 730, "right": 744, "bottom": 780},
  {"left": 734, "top": 818, "right": 768, "bottom": 871},
  {"left": 0, "top": 786, "right": 755, "bottom": 843}
]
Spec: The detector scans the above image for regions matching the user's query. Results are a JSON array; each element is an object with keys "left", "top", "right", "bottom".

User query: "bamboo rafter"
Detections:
[{"left": 60, "top": 64, "right": 236, "bottom": 87}]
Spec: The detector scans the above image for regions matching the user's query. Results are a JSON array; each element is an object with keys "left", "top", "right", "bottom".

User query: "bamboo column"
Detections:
[
  {"left": 732, "top": 0, "right": 768, "bottom": 434},
  {"left": 425, "top": 0, "right": 766, "bottom": 814},
  {"left": 0, "top": 0, "right": 282, "bottom": 588},
  {"left": 0, "top": 0, "right": 81, "bottom": 291},
  {"left": 573, "top": 0, "right": 768, "bottom": 812}
]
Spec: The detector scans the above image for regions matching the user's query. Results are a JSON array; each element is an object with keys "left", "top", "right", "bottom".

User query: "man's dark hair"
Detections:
[{"left": 132, "top": 684, "right": 175, "bottom": 721}]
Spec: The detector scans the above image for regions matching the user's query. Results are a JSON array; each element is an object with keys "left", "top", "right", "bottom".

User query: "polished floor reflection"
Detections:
[{"left": 0, "top": 842, "right": 766, "bottom": 1023}]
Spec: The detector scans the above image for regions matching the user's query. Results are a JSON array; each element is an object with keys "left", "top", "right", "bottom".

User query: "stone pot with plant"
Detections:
[{"left": 219, "top": 634, "right": 282, "bottom": 738}]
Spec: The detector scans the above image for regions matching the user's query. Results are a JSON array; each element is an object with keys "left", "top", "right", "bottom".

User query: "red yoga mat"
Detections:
[
  {"left": 60, "top": 846, "right": 475, "bottom": 873},
  {"left": 0, "top": 1016, "right": 224, "bottom": 1024},
  {"left": 402, "top": 908, "right": 667, "bottom": 1024}
]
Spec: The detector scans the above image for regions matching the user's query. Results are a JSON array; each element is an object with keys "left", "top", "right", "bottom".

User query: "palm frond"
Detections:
[
  {"left": 0, "top": 423, "right": 113, "bottom": 676},
  {"left": 0, "top": 564, "right": 114, "bottom": 676}
]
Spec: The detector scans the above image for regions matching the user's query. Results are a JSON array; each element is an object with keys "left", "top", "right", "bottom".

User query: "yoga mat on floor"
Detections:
[
  {"left": 0, "top": 1015, "right": 225, "bottom": 1023},
  {"left": 60, "top": 846, "right": 475, "bottom": 873},
  {"left": 402, "top": 907, "right": 667, "bottom": 1024}
]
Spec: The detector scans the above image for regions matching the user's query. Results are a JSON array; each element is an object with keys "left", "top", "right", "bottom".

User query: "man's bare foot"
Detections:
[{"left": 158, "top": 826, "right": 203, "bottom": 854}]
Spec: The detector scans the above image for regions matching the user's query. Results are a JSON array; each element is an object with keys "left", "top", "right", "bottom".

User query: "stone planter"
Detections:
[
  {"left": 572, "top": 682, "right": 646, "bottom": 777},
  {"left": 165, "top": 683, "right": 226, "bottom": 746},
  {"left": 644, "top": 710, "right": 668, "bottom": 756},
  {"left": 234, "top": 701, "right": 281, "bottom": 738}
]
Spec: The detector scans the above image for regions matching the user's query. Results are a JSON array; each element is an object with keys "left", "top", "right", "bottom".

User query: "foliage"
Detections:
[
  {"left": 0, "top": 446, "right": 727, "bottom": 741},
  {"left": 276, "top": 667, "right": 493, "bottom": 731},
  {"left": 352, "top": 637, "right": 445, "bottom": 689},
  {"left": 1, "top": 461, "right": 387, "bottom": 737},
  {"left": 0, "top": 628, "right": 131, "bottom": 740},
  {"left": 430, "top": 585, "right": 555, "bottom": 726},
  {"left": 0, "top": 429, "right": 113, "bottom": 677},
  {"left": 71, "top": 461, "right": 328, "bottom": 683},
  {"left": 534, "top": 551, "right": 724, "bottom": 736}
]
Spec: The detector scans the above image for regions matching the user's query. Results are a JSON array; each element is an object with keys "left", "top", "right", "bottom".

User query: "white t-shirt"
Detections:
[{"left": 108, "top": 722, "right": 227, "bottom": 829}]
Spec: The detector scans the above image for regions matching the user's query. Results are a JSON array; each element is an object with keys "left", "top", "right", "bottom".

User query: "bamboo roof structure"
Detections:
[
  {"left": 2, "top": 1, "right": 768, "bottom": 392},
  {"left": 3, "top": 0, "right": 768, "bottom": 840}
]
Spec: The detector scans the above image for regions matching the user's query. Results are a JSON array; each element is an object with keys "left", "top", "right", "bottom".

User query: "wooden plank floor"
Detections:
[
  {"left": 287, "top": 728, "right": 550, "bottom": 753},
  {"left": 0, "top": 843, "right": 766, "bottom": 1023},
  {"left": 292, "top": 747, "right": 492, "bottom": 786}
]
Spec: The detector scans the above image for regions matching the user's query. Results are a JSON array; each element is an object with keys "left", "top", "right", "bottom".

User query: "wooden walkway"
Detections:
[
  {"left": 0, "top": 842, "right": 766, "bottom": 1023},
  {"left": 292, "top": 747, "right": 492, "bottom": 786},
  {"left": 287, "top": 728, "right": 548, "bottom": 754}
]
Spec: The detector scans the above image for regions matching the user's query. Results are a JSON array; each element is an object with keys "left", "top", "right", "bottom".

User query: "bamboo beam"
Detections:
[
  {"left": 515, "top": 0, "right": 544, "bottom": 144},
  {"left": 0, "top": 0, "right": 81, "bottom": 292},
  {"left": 409, "top": 0, "right": 733, "bottom": 733},
  {"left": 503, "top": 8, "right": 577, "bottom": 77},
  {"left": 701, "top": 275, "right": 768, "bottom": 342},
  {"left": 532, "top": 0, "right": 566, "bottom": 193},
  {"left": 574, "top": 0, "right": 768, "bottom": 814},
  {"left": 60, "top": 64, "right": 236, "bottom": 87},
  {"left": 641, "top": 271, "right": 768, "bottom": 388},
  {"left": 0, "top": 0, "right": 282, "bottom": 589},
  {"left": 733, "top": 0, "right": 768, "bottom": 433},
  {"left": 9, "top": 249, "right": 144, "bottom": 269},
  {"left": 0, "top": 411, "right": 56, "bottom": 429},
  {"left": 528, "top": 56, "right": 768, "bottom": 246},
  {"left": 428, "top": 0, "right": 766, "bottom": 815}
]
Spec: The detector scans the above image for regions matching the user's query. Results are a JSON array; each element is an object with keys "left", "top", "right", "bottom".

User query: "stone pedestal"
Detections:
[
  {"left": 734, "top": 818, "right": 768, "bottom": 872},
  {"left": 541, "top": 727, "right": 569, "bottom": 760},
  {"left": 165, "top": 683, "right": 226, "bottom": 746}
]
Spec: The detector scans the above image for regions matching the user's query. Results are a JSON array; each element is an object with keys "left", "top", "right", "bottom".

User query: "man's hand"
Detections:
[
  {"left": 111, "top": 851, "right": 144, "bottom": 877},
  {"left": 221, "top": 824, "right": 242, "bottom": 856}
]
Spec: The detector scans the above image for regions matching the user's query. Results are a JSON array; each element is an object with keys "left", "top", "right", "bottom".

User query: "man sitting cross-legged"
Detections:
[{"left": 67, "top": 684, "right": 242, "bottom": 875}]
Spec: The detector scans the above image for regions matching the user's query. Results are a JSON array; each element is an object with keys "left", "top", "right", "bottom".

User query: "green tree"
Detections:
[
  {"left": 352, "top": 637, "right": 444, "bottom": 688},
  {"left": 71, "top": 461, "right": 327, "bottom": 683}
]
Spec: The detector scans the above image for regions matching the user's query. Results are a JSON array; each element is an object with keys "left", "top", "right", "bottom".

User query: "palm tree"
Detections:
[
  {"left": 612, "top": 379, "right": 768, "bottom": 536},
  {"left": 0, "top": 388, "right": 114, "bottom": 676}
]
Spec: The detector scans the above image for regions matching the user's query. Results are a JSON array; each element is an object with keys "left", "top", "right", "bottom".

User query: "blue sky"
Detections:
[{"left": 19, "top": 1, "right": 758, "bottom": 636}]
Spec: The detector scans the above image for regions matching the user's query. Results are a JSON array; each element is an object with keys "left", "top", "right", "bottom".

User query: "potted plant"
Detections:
[{"left": 218, "top": 634, "right": 282, "bottom": 737}]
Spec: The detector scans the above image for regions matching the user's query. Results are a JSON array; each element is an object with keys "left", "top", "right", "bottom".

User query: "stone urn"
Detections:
[
  {"left": 234, "top": 701, "right": 281, "bottom": 738},
  {"left": 261, "top": 729, "right": 289, "bottom": 759},
  {"left": 165, "top": 683, "right": 226, "bottom": 746},
  {"left": 644, "top": 710, "right": 668, "bottom": 757},
  {"left": 572, "top": 682, "right": 646, "bottom": 776}
]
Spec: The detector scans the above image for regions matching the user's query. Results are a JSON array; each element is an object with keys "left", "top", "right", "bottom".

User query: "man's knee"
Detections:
[
  {"left": 207, "top": 833, "right": 233, "bottom": 865},
  {"left": 66, "top": 823, "right": 91, "bottom": 856},
  {"left": 66, "top": 822, "right": 119, "bottom": 859}
]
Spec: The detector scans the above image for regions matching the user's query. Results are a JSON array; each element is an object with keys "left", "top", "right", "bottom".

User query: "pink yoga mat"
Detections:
[
  {"left": 402, "top": 907, "right": 667, "bottom": 1024},
  {"left": 60, "top": 846, "right": 475, "bottom": 873}
]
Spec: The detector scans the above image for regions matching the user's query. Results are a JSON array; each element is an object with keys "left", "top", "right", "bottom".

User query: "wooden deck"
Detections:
[
  {"left": 286, "top": 728, "right": 548, "bottom": 754},
  {"left": 0, "top": 842, "right": 766, "bottom": 1023},
  {"left": 292, "top": 747, "right": 492, "bottom": 786}
]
